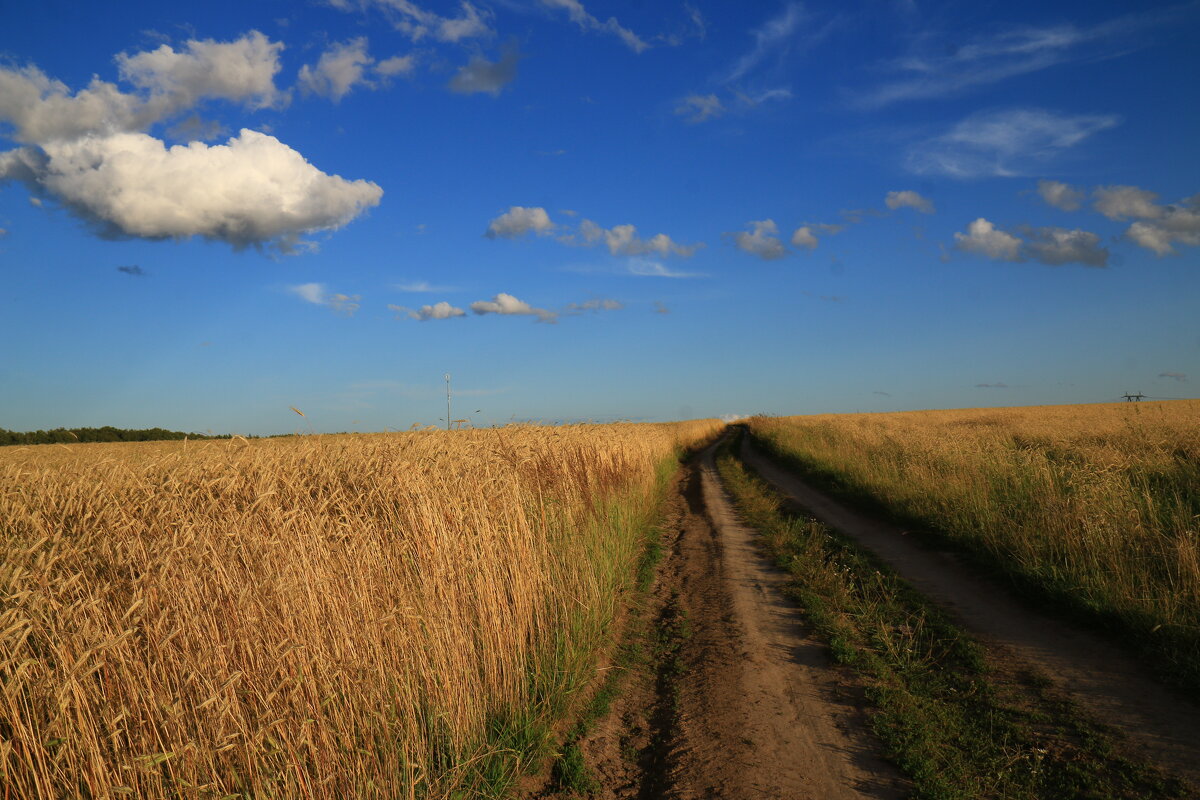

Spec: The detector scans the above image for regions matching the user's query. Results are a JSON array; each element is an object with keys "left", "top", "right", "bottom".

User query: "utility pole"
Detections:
[{"left": 444, "top": 373, "right": 452, "bottom": 431}]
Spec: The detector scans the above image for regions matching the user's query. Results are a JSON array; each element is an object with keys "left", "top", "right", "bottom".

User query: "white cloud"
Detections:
[
  {"left": 725, "top": 2, "right": 806, "bottom": 84},
  {"left": 729, "top": 219, "right": 786, "bottom": 260},
  {"left": 1090, "top": 185, "right": 1200, "bottom": 255},
  {"left": 564, "top": 298, "right": 623, "bottom": 314},
  {"left": 336, "top": 0, "right": 493, "bottom": 42},
  {"left": 1024, "top": 226, "right": 1108, "bottom": 267},
  {"left": 0, "top": 35, "right": 381, "bottom": 253},
  {"left": 953, "top": 218, "right": 1022, "bottom": 261},
  {"left": 600, "top": 223, "right": 699, "bottom": 257},
  {"left": 298, "top": 38, "right": 374, "bottom": 101},
  {"left": 1093, "top": 185, "right": 1163, "bottom": 220},
  {"left": 626, "top": 258, "right": 703, "bottom": 278},
  {"left": 389, "top": 301, "right": 466, "bottom": 320},
  {"left": 790, "top": 225, "right": 818, "bottom": 250},
  {"left": 0, "top": 31, "right": 284, "bottom": 144},
  {"left": 675, "top": 93, "right": 724, "bottom": 123},
  {"left": 449, "top": 47, "right": 520, "bottom": 95},
  {"left": 376, "top": 54, "right": 416, "bottom": 77},
  {"left": 885, "top": 190, "right": 935, "bottom": 214},
  {"left": 485, "top": 206, "right": 554, "bottom": 238},
  {"left": 394, "top": 280, "right": 455, "bottom": 292},
  {"left": 541, "top": 0, "right": 648, "bottom": 53},
  {"left": 116, "top": 31, "right": 284, "bottom": 111},
  {"left": 2, "top": 130, "right": 382, "bottom": 251},
  {"left": 907, "top": 108, "right": 1120, "bottom": 178},
  {"left": 289, "top": 283, "right": 361, "bottom": 316},
  {"left": 470, "top": 292, "right": 557, "bottom": 322},
  {"left": 953, "top": 219, "right": 1107, "bottom": 266},
  {"left": 1037, "top": 179, "right": 1085, "bottom": 211},
  {"left": 855, "top": 8, "right": 1181, "bottom": 108}
]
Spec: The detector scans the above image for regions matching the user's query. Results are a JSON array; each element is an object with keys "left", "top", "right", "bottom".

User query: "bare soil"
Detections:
[
  {"left": 569, "top": 444, "right": 910, "bottom": 799},
  {"left": 739, "top": 436, "right": 1200, "bottom": 789}
]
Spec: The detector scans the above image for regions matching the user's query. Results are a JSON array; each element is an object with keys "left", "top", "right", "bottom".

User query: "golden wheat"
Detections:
[
  {"left": 748, "top": 401, "right": 1200, "bottom": 685},
  {"left": 0, "top": 421, "right": 720, "bottom": 798}
]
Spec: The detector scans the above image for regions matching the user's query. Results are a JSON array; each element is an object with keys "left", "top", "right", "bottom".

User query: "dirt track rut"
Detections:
[{"left": 740, "top": 436, "right": 1200, "bottom": 789}]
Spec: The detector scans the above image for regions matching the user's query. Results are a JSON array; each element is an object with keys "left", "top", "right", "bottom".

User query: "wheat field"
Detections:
[
  {"left": 0, "top": 421, "right": 720, "bottom": 799},
  {"left": 747, "top": 401, "right": 1200, "bottom": 689}
]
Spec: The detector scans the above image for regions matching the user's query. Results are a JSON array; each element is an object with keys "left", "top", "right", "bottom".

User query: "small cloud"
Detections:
[
  {"left": 729, "top": 219, "right": 786, "bottom": 260},
  {"left": 388, "top": 301, "right": 465, "bottom": 321},
  {"left": 596, "top": 222, "right": 700, "bottom": 257},
  {"left": 298, "top": 37, "right": 374, "bottom": 102},
  {"left": 288, "top": 282, "right": 361, "bottom": 316},
  {"left": 486, "top": 206, "right": 554, "bottom": 238},
  {"left": 626, "top": 258, "right": 703, "bottom": 278},
  {"left": 975, "top": 382, "right": 1009, "bottom": 388},
  {"left": 954, "top": 218, "right": 1023, "bottom": 261},
  {"left": 449, "top": 45, "right": 520, "bottom": 96},
  {"left": 116, "top": 264, "right": 146, "bottom": 276},
  {"left": 376, "top": 53, "right": 416, "bottom": 77},
  {"left": 29, "top": 197, "right": 42, "bottom": 208},
  {"left": 1158, "top": 371, "right": 1187, "bottom": 382},
  {"left": 1037, "top": 179, "right": 1084, "bottom": 211},
  {"left": 790, "top": 225, "right": 818, "bottom": 250},
  {"left": 1023, "top": 225, "right": 1108, "bottom": 267},
  {"left": 1093, "top": 185, "right": 1162, "bottom": 220},
  {"left": 885, "top": 190, "right": 935, "bottom": 214},
  {"left": 564, "top": 297, "right": 623, "bottom": 314},
  {"left": 675, "top": 93, "right": 724, "bottom": 123},
  {"left": 872, "top": 390, "right": 891, "bottom": 397},
  {"left": 394, "top": 280, "right": 456, "bottom": 293},
  {"left": 470, "top": 292, "right": 557, "bottom": 322},
  {"left": 653, "top": 301, "right": 670, "bottom": 314}
]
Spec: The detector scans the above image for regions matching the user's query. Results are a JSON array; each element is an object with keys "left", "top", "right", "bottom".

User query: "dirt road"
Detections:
[
  {"left": 574, "top": 442, "right": 909, "bottom": 799},
  {"left": 739, "top": 435, "right": 1200, "bottom": 789}
]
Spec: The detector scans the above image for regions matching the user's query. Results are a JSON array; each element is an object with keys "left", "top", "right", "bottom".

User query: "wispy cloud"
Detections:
[
  {"left": 331, "top": 0, "right": 493, "bottom": 43},
  {"left": 394, "top": 280, "right": 456, "bottom": 293},
  {"left": 854, "top": 8, "right": 1179, "bottom": 108},
  {"left": 563, "top": 297, "right": 623, "bottom": 314},
  {"left": 626, "top": 258, "right": 704, "bottom": 278},
  {"left": 653, "top": 301, "right": 670, "bottom": 314},
  {"left": 540, "top": 0, "right": 648, "bottom": 53},
  {"left": 288, "top": 282, "right": 362, "bottom": 316},
  {"left": 976, "top": 382, "right": 1009, "bottom": 388},
  {"left": 1159, "top": 371, "right": 1188, "bottom": 382},
  {"left": 116, "top": 264, "right": 146, "bottom": 276},
  {"left": 725, "top": 2, "right": 808, "bottom": 84},
  {"left": 674, "top": 93, "right": 724, "bottom": 123},
  {"left": 906, "top": 108, "right": 1120, "bottom": 178}
]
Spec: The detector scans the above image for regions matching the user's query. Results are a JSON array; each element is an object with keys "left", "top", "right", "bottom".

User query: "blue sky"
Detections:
[{"left": 1, "top": 0, "right": 1197, "bottom": 434}]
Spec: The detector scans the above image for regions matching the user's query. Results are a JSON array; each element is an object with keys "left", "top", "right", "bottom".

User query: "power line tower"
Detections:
[{"left": 1122, "top": 392, "right": 1145, "bottom": 402}]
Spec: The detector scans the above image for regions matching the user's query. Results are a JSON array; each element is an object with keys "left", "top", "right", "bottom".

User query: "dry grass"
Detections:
[
  {"left": 0, "top": 421, "right": 720, "bottom": 798},
  {"left": 747, "top": 401, "right": 1200, "bottom": 690}
]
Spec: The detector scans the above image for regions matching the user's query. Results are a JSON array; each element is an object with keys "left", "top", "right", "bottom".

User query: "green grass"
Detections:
[{"left": 716, "top": 432, "right": 1188, "bottom": 799}]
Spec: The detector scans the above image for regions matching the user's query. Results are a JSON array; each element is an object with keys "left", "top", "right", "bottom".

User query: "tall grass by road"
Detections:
[
  {"left": 747, "top": 401, "right": 1200, "bottom": 693},
  {"left": 0, "top": 421, "right": 719, "bottom": 798}
]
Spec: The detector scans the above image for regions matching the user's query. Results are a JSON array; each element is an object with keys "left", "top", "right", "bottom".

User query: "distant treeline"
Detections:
[{"left": 0, "top": 427, "right": 232, "bottom": 446}]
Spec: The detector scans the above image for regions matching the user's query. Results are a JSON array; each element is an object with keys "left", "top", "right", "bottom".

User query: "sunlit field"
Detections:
[
  {"left": 0, "top": 421, "right": 719, "bottom": 798},
  {"left": 747, "top": 401, "right": 1200, "bottom": 691}
]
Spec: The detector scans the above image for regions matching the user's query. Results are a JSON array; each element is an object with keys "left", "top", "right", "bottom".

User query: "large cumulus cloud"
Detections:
[
  {"left": 3, "top": 130, "right": 382, "bottom": 250},
  {"left": 0, "top": 32, "right": 382, "bottom": 252}
]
